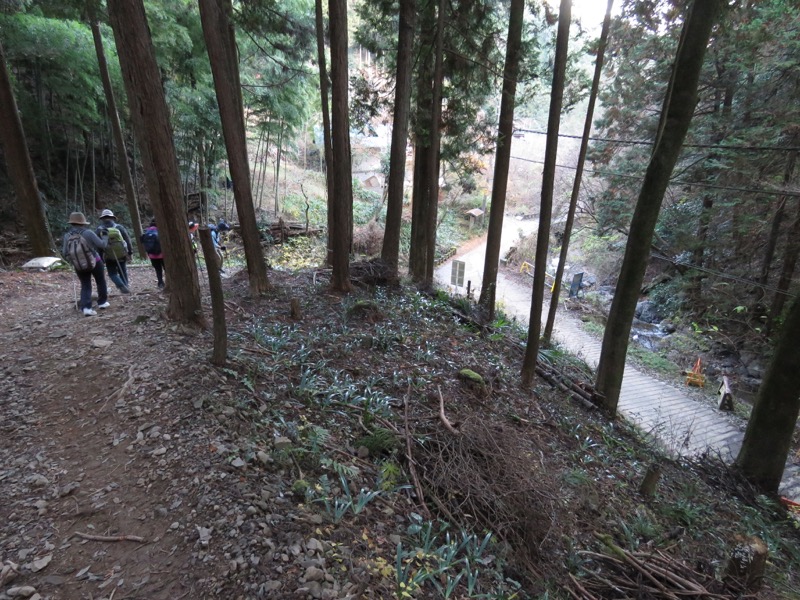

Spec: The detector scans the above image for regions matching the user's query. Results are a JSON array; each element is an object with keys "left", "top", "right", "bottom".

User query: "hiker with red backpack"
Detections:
[
  {"left": 62, "top": 211, "right": 110, "bottom": 317},
  {"left": 96, "top": 208, "right": 133, "bottom": 294}
]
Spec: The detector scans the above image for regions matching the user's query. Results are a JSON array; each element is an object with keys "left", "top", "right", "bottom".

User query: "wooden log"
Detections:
[
  {"left": 290, "top": 297, "right": 302, "bottom": 320},
  {"left": 639, "top": 462, "right": 661, "bottom": 500},
  {"left": 724, "top": 536, "right": 768, "bottom": 591}
]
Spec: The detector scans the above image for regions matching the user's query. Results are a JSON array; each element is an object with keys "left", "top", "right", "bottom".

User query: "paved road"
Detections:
[{"left": 435, "top": 221, "right": 800, "bottom": 502}]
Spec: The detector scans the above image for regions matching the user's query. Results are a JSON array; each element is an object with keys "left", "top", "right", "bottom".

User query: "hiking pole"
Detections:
[
  {"left": 73, "top": 278, "right": 79, "bottom": 311},
  {"left": 112, "top": 254, "right": 127, "bottom": 290}
]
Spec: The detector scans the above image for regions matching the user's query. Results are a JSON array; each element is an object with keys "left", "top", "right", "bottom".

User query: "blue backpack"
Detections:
[{"left": 142, "top": 229, "right": 161, "bottom": 255}]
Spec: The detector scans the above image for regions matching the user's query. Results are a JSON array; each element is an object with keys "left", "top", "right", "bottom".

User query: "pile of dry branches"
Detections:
[
  {"left": 349, "top": 258, "right": 399, "bottom": 286},
  {"left": 570, "top": 533, "right": 739, "bottom": 599},
  {"left": 412, "top": 413, "right": 562, "bottom": 577}
]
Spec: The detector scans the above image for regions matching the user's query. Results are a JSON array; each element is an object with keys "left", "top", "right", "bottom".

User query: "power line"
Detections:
[
  {"left": 514, "top": 128, "right": 800, "bottom": 153},
  {"left": 509, "top": 155, "right": 800, "bottom": 198},
  {"left": 650, "top": 253, "right": 797, "bottom": 298}
]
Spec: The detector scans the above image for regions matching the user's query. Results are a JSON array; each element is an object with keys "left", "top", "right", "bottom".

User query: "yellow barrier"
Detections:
[{"left": 519, "top": 262, "right": 556, "bottom": 292}]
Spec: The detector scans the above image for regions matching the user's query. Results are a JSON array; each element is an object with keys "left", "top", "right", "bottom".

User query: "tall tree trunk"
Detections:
[
  {"left": 408, "top": 0, "right": 436, "bottom": 283},
  {"left": 688, "top": 193, "right": 714, "bottom": 301},
  {"left": 107, "top": 0, "right": 204, "bottom": 325},
  {"left": 274, "top": 122, "right": 283, "bottom": 214},
  {"left": 198, "top": 139, "right": 208, "bottom": 220},
  {"left": 328, "top": 0, "right": 353, "bottom": 292},
  {"left": 409, "top": 142, "right": 430, "bottom": 280},
  {"left": 767, "top": 197, "right": 800, "bottom": 332},
  {"left": 758, "top": 148, "right": 796, "bottom": 286},
  {"left": 594, "top": 0, "right": 722, "bottom": 414},
  {"left": 251, "top": 127, "right": 264, "bottom": 203},
  {"left": 198, "top": 0, "right": 270, "bottom": 294},
  {"left": 89, "top": 13, "right": 145, "bottom": 256},
  {"left": 422, "top": 0, "right": 446, "bottom": 287},
  {"left": 381, "top": 0, "right": 416, "bottom": 273},
  {"left": 521, "top": 0, "right": 571, "bottom": 387},
  {"left": 316, "top": 0, "right": 335, "bottom": 267},
  {"left": 199, "top": 227, "right": 228, "bottom": 366},
  {"left": 479, "top": 0, "right": 525, "bottom": 319},
  {"left": 0, "top": 40, "right": 56, "bottom": 256},
  {"left": 543, "top": 0, "right": 614, "bottom": 341},
  {"left": 758, "top": 197, "right": 786, "bottom": 286},
  {"left": 735, "top": 293, "right": 800, "bottom": 492}
]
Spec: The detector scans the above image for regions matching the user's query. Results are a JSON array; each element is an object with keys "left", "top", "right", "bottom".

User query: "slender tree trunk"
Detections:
[
  {"left": 88, "top": 2, "right": 147, "bottom": 257},
  {"left": 479, "top": 0, "right": 532, "bottom": 318},
  {"left": 408, "top": 0, "right": 435, "bottom": 282},
  {"left": 521, "top": 0, "right": 571, "bottom": 387},
  {"left": 258, "top": 127, "right": 271, "bottom": 212},
  {"left": 91, "top": 133, "right": 96, "bottom": 213},
  {"left": 328, "top": 0, "right": 353, "bottom": 292},
  {"left": 0, "top": 40, "right": 56, "bottom": 256},
  {"left": 688, "top": 193, "right": 714, "bottom": 301},
  {"left": 381, "top": 0, "right": 416, "bottom": 273},
  {"left": 767, "top": 198, "right": 800, "bottom": 332},
  {"left": 735, "top": 293, "right": 800, "bottom": 492},
  {"left": 198, "top": 139, "right": 208, "bottom": 220},
  {"left": 251, "top": 127, "right": 264, "bottom": 202},
  {"left": 758, "top": 149, "right": 795, "bottom": 286},
  {"left": 758, "top": 198, "right": 786, "bottom": 286},
  {"left": 199, "top": 227, "right": 227, "bottom": 366},
  {"left": 594, "top": 0, "right": 723, "bottom": 414},
  {"left": 64, "top": 142, "right": 70, "bottom": 213},
  {"left": 274, "top": 122, "right": 283, "bottom": 214},
  {"left": 409, "top": 142, "right": 430, "bottom": 280},
  {"left": 199, "top": 0, "right": 270, "bottom": 294},
  {"left": 316, "top": 0, "right": 335, "bottom": 267},
  {"left": 422, "top": 0, "right": 446, "bottom": 287},
  {"left": 108, "top": 0, "right": 204, "bottom": 325},
  {"left": 544, "top": 0, "right": 614, "bottom": 341}
]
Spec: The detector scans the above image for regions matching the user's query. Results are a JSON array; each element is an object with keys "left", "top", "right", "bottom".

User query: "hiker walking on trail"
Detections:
[
  {"left": 141, "top": 219, "right": 165, "bottom": 289},
  {"left": 96, "top": 208, "right": 132, "bottom": 294},
  {"left": 62, "top": 211, "right": 110, "bottom": 317},
  {"left": 208, "top": 223, "right": 226, "bottom": 272}
]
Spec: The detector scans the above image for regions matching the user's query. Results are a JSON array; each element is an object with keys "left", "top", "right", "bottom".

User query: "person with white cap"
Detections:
[
  {"left": 62, "top": 211, "right": 109, "bottom": 316},
  {"left": 96, "top": 208, "right": 133, "bottom": 294}
]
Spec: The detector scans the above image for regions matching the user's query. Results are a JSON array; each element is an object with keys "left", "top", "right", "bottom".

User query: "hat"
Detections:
[
  {"left": 68, "top": 212, "right": 90, "bottom": 225},
  {"left": 100, "top": 208, "right": 116, "bottom": 219}
]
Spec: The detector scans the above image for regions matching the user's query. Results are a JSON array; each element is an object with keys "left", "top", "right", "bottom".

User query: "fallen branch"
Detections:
[
  {"left": 438, "top": 386, "right": 460, "bottom": 435},
  {"left": 95, "top": 364, "right": 136, "bottom": 414},
  {"left": 404, "top": 385, "right": 430, "bottom": 519},
  {"left": 568, "top": 573, "right": 599, "bottom": 600},
  {"left": 74, "top": 531, "right": 145, "bottom": 543}
]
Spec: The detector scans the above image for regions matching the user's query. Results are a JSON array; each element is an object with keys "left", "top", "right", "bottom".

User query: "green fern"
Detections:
[{"left": 356, "top": 427, "right": 398, "bottom": 455}]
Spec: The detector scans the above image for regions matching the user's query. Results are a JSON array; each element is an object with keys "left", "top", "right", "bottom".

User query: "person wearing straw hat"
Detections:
[
  {"left": 96, "top": 208, "right": 133, "bottom": 294},
  {"left": 62, "top": 211, "right": 110, "bottom": 317}
]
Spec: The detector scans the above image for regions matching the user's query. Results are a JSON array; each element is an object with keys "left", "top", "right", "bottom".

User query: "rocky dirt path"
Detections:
[{"left": 0, "top": 266, "right": 364, "bottom": 600}]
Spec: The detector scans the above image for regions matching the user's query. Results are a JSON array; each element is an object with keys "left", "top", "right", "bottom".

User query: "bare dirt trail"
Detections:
[
  {"left": 0, "top": 266, "right": 263, "bottom": 599},
  {"left": 2, "top": 262, "right": 422, "bottom": 600}
]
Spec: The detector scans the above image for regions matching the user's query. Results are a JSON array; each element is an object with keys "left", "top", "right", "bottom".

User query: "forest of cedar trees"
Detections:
[{"left": 1, "top": 0, "right": 799, "bottom": 597}]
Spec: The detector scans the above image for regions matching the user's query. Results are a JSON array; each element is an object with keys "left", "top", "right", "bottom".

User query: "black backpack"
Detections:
[{"left": 142, "top": 230, "right": 161, "bottom": 255}]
